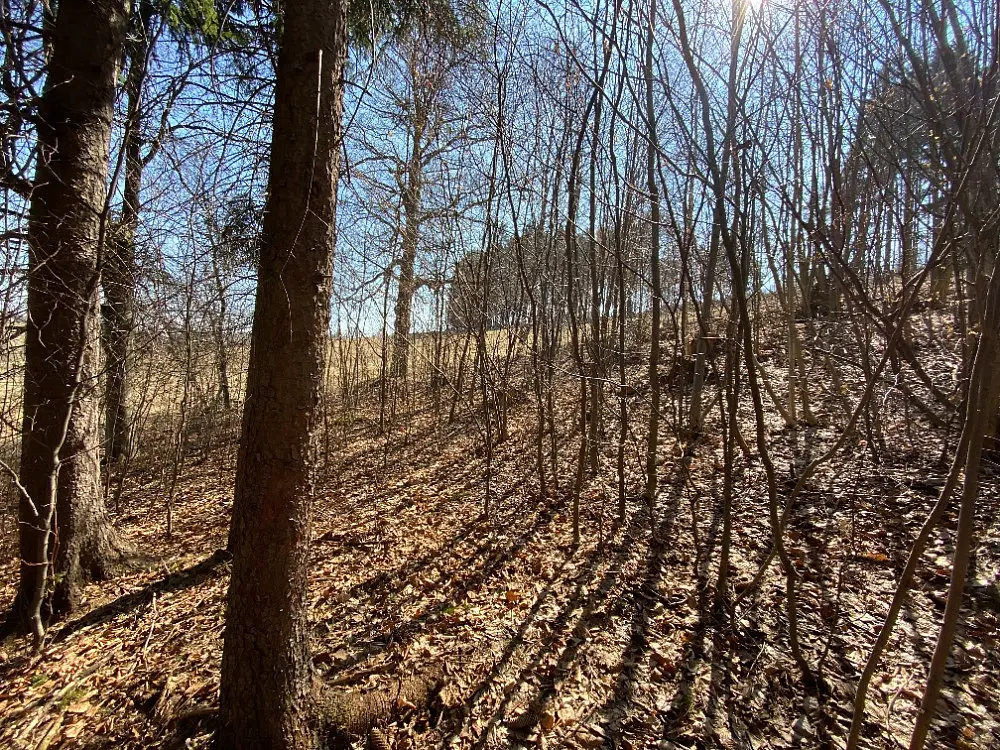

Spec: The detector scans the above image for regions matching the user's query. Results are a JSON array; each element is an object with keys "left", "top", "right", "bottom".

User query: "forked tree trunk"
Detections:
[
  {"left": 216, "top": 0, "right": 348, "bottom": 745},
  {"left": 8, "top": 0, "right": 131, "bottom": 639}
]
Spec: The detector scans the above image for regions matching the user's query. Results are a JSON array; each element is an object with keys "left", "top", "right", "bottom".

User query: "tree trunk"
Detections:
[
  {"left": 586, "top": 74, "right": 604, "bottom": 476},
  {"left": 908, "top": 243, "right": 1000, "bottom": 750},
  {"left": 211, "top": 248, "right": 233, "bottom": 410},
  {"left": 216, "top": 0, "right": 348, "bottom": 745},
  {"left": 390, "top": 94, "right": 426, "bottom": 380},
  {"left": 102, "top": 227, "right": 135, "bottom": 463},
  {"left": 643, "top": 0, "right": 661, "bottom": 504},
  {"left": 8, "top": 0, "right": 131, "bottom": 639},
  {"left": 102, "top": 7, "right": 149, "bottom": 465},
  {"left": 391, "top": 230, "right": 418, "bottom": 379}
]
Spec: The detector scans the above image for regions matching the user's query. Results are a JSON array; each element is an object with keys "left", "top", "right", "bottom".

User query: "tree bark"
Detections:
[
  {"left": 102, "top": 7, "right": 149, "bottom": 465},
  {"left": 643, "top": 0, "right": 661, "bottom": 504},
  {"left": 8, "top": 0, "right": 131, "bottom": 638},
  {"left": 210, "top": 247, "right": 233, "bottom": 410},
  {"left": 216, "top": 0, "right": 348, "bottom": 745},
  {"left": 390, "top": 82, "right": 427, "bottom": 380}
]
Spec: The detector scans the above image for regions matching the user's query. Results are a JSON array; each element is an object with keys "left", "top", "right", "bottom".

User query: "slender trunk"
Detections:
[
  {"left": 608, "top": 53, "right": 629, "bottom": 523},
  {"left": 715, "top": 317, "right": 739, "bottom": 611},
  {"left": 102, "top": 5, "right": 150, "bottom": 465},
  {"left": 688, "top": 221, "right": 720, "bottom": 435},
  {"left": 501, "top": 167, "right": 547, "bottom": 496},
  {"left": 644, "top": 0, "right": 662, "bottom": 504},
  {"left": 168, "top": 260, "right": 196, "bottom": 539},
  {"left": 390, "top": 91, "right": 426, "bottom": 380},
  {"left": 211, "top": 249, "right": 232, "bottom": 410},
  {"left": 566, "top": 109, "right": 596, "bottom": 544},
  {"left": 566, "top": 128, "right": 587, "bottom": 546},
  {"left": 908, "top": 252, "right": 1000, "bottom": 750},
  {"left": 786, "top": 14, "right": 802, "bottom": 425},
  {"left": 379, "top": 270, "right": 391, "bottom": 432},
  {"left": 449, "top": 330, "right": 472, "bottom": 424},
  {"left": 587, "top": 72, "right": 604, "bottom": 476},
  {"left": 476, "top": 137, "right": 502, "bottom": 519}
]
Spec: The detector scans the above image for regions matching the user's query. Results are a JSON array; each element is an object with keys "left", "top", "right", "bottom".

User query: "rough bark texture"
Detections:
[
  {"left": 102, "top": 21, "right": 147, "bottom": 464},
  {"left": 9, "top": 0, "right": 130, "bottom": 634},
  {"left": 102, "top": 228, "right": 135, "bottom": 463},
  {"left": 390, "top": 211, "right": 418, "bottom": 379},
  {"left": 215, "top": 0, "right": 348, "bottom": 745}
]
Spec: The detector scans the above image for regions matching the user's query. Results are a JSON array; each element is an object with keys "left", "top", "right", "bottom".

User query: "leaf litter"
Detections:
[{"left": 0, "top": 312, "right": 998, "bottom": 749}]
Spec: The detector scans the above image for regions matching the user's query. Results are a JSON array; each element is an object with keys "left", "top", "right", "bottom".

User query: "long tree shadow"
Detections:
[
  {"left": 593, "top": 486, "right": 684, "bottom": 747},
  {"left": 50, "top": 548, "right": 232, "bottom": 643},
  {"left": 441, "top": 493, "right": 667, "bottom": 749},
  {"left": 315, "top": 486, "right": 566, "bottom": 678},
  {"left": 689, "top": 459, "right": 737, "bottom": 745},
  {"left": 460, "top": 504, "right": 648, "bottom": 749},
  {"left": 315, "top": 438, "right": 542, "bottom": 609}
]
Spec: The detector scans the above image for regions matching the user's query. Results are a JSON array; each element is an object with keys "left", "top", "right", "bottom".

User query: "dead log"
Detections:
[{"left": 315, "top": 667, "right": 445, "bottom": 747}]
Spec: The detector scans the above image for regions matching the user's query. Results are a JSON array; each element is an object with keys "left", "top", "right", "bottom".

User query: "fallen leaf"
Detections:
[{"left": 540, "top": 710, "right": 556, "bottom": 733}]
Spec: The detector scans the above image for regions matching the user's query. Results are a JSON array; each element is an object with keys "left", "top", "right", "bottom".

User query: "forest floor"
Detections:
[{"left": 1, "top": 311, "right": 1000, "bottom": 750}]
